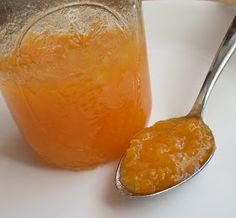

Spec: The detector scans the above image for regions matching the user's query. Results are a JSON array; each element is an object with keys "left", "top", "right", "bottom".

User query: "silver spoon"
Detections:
[{"left": 115, "top": 15, "right": 236, "bottom": 197}]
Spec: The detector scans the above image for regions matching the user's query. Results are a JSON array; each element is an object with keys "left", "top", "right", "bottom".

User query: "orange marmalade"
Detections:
[
  {"left": 120, "top": 117, "right": 215, "bottom": 194},
  {"left": 0, "top": 28, "right": 151, "bottom": 169}
]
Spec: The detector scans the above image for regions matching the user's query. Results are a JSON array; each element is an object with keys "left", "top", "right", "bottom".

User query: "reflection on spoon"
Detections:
[{"left": 115, "top": 15, "right": 236, "bottom": 197}]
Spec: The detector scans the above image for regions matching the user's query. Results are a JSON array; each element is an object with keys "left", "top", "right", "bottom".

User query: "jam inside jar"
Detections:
[{"left": 0, "top": 1, "right": 151, "bottom": 169}]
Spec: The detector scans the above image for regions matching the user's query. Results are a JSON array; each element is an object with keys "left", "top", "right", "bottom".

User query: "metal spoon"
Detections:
[{"left": 115, "top": 15, "right": 236, "bottom": 197}]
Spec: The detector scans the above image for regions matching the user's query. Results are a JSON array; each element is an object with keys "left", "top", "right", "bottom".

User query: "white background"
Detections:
[{"left": 0, "top": 1, "right": 236, "bottom": 218}]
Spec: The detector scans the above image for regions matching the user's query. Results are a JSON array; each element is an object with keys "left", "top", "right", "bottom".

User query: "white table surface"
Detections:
[{"left": 0, "top": 1, "right": 236, "bottom": 218}]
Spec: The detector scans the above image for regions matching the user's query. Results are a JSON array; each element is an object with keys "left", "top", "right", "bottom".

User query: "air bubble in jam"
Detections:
[{"left": 120, "top": 117, "right": 215, "bottom": 194}]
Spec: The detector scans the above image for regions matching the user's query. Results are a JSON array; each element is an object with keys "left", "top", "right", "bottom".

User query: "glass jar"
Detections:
[{"left": 0, "top": 0, "right": 151, "bottom": 169}]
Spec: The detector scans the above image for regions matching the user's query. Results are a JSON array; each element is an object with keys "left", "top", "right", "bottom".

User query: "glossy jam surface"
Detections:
[
  {"left": 0, "top": 28, "right": 151, "bottom": 169},
  {"left": 120, "top": 117, "right": 215, "bottom": 194}
]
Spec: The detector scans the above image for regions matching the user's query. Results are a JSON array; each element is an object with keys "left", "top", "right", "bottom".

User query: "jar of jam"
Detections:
[{"left": 0, "top": 0, "right": 151, "bottom": 169}]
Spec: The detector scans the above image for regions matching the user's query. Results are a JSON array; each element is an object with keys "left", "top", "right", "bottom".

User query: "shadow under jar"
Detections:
[{"left": 0, "top": 0, "right": 151, "bottom": 169}]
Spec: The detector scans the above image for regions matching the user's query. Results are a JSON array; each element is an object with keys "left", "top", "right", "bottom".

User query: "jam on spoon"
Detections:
[{"left": 120, "top": 116, "right": 215, "bottom": 194}]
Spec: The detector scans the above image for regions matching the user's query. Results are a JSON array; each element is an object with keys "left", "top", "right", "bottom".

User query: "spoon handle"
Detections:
[{"left": 189, "top": 15, "right": 236, "bottom": 116}]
